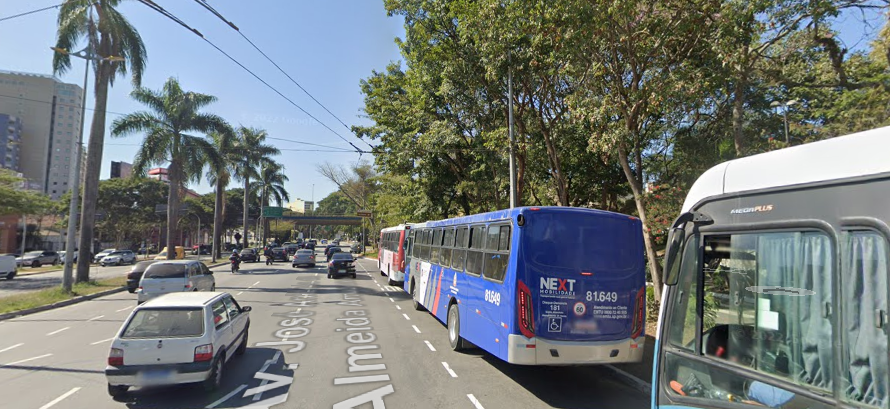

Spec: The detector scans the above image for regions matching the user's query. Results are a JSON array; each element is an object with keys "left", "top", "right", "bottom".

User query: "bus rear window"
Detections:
[{"left": 523, "top": 213, "right": 639, "bottom": 272}]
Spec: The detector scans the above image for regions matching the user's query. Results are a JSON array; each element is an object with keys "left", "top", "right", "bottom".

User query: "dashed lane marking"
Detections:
[
  {"left": 46, "top": 327, "right": 69, "bottom": 336},
  {"left": 412, "top": 325, "right": 421, "bottom": 334},
  {"left": 0, "top": 343, "right": 23, "bottom": 353},
  {"left": 402, "top": 314, "right": 411, "bottom": 321},
  {"left": 388, "top": 298, "right": 394, "bottom": 303},
  {"left": 467, "top": 394, "right": 485, "bottom": 409},
  {"left": 87, "top": 315, "right": 104, "bottom": 321},
  {"left": 90, "top": 337, "right": 115, "bottom": 345},
  {"left": 424, "top": 340, "right": 436, "bottom": 351},
  {"left": 1, "top": 353, "right": 52, "bottom": 368},
  {"left": 441, "top": 362, "right": 458, "bottom": 378},
  {"left": 115, "top": 306, "right": 133, "bottom": 312},
  {"left": 395, "top": 305, "right": 402, "bottom": 310},
  {"left": 38, "top": 387, "right": 81, "bottom": 409}
]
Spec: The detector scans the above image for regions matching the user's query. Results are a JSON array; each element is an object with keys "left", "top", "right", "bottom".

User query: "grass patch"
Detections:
[
  {"left": 363, "top": 250, "right": 379, "bottom": 259},
  {"left": 0, "top": 276, "right": 127, "bottom": 315},
  {"left": 16, "top": 265, "right": 63, "bottom": 275}
]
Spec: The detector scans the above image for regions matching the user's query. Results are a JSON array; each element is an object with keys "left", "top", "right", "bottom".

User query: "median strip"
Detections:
[{"left": 0, "top": 276, "right": 127, "bottom": 318}]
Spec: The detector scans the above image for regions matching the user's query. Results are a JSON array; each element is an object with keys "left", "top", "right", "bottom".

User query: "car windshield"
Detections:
[
  {"left": 25, "top": 251, "right": 43, "bottom": 256},
  {"left": 142, "top": 264, "right": 188, "bottom": 279},
  {"left": 121, "top": 308, "right": 204, "bottom": 338}
]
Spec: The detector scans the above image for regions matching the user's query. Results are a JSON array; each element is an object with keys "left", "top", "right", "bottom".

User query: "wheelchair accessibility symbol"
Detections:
[{"left": 548, "top": 317, "right": 562, "bottom": 332}]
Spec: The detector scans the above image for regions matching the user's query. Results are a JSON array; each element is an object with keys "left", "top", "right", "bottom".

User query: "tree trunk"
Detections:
[
  {"left": 212, "top": 177, "right": 223, "bottom": 262},
  {"left": 617, "top": 141, "right": 664, "bottom": 302},
  {"left": 75, "top": 57, "right": 112, "bottom": 283},
  {"left": 242, "top": 175, "right": 250, "bottom": 248},
  {"left": 540, "top": 126, "right": 569, "bottom": 206},
  {"left": 166, "top": 160, "right": 181, "bottom": 260},
  {"left": 732, "top": 68, "right": 748, "bottom": 157}
]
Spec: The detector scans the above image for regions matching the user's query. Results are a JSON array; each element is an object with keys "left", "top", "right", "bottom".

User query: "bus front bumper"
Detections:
[{"left": 506, "top": 335, "right": 645, "bottom": 365}]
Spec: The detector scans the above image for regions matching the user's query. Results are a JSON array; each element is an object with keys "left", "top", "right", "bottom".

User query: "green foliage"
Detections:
[
  {"left": 93, "top": 177, "right": 167, "bottom": 248},
  {"left": 644, "top": 185, "right": 689, "bottom": 248},
  {"left": 0, "top": 170, "right": 52, "bottom": 216}
]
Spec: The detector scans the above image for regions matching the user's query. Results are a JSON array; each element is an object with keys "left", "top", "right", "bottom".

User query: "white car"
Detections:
[
  {"left": 136, "top": 260, "right": 216, "bottom": 304},
  {"left": 105, "top": 292, "right": 251, "bottom": 397},
  {"left": 93, "top": 249, "right": 117, "bottom": 264},
  {"left": 100, "top": 250, "right": 136, "bottom": 266}
]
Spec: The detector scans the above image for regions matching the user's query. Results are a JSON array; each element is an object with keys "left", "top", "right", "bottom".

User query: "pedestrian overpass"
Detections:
[{"left": 269, "top": 215, "right": 362, "bottom": 226}]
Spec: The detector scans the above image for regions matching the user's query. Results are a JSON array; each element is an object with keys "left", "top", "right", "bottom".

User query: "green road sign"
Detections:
[{"left": 263, "top": 206, "right": 284, "bottom": 217}]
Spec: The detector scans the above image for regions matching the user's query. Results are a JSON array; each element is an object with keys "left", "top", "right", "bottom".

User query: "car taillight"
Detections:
[
  {"left": 630, "top": 287, "right": 646, "bottom": 339},
  {"left": 194, "top": 344, "right": 213, "bottom": 362},
  {"left": 108, "top": 348, "right": 124, "bottom": 366},
  {"left": 310, "top": 255, "right": 315, "bottom": 259},
  {"left": 184, "top": 283, "right": 192, "bottom": 289},
  {"left": 517, "top": 280, "right": 535, "bottom": 338}
]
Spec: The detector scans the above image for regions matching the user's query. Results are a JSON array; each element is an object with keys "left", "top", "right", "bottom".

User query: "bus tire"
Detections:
[
  {"left": 411, "top": 280, "right": 424, "bottom": 311},
  {"left": 447, "top": 302, "right": 466, "bottom": 351}
]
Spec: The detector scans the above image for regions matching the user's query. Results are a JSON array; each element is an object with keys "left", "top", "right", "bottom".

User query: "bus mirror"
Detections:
[{"left": 663, "top": 227, "right": 685, "bottom": 286}]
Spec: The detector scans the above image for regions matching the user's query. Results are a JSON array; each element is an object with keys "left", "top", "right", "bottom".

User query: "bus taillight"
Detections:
[
  {"left": 517, "top": 280, "right": 535, "bottom": 338},
  {"left": 630, "top": 287, "right": 646, "bottom": 339}
]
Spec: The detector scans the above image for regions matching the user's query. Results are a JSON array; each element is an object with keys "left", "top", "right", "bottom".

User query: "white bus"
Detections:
[
  {"left": 653, "top": 126, "right": 890, "bottom": 409},
  {"left": 379, "top": 224, "right": 412, "bottom": 286}
]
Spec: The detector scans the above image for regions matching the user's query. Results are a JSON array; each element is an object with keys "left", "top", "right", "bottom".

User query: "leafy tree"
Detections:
[
  {"left": 232, "top": 127, "right": 279, "bottom": 246},
  {"left": 53, "top": 0, "right": 147, "bottom": 283},
  {"left": 207, "top": 130, "right": 237, "bottom": 260},
  {"left": 0, "top": 170, "right": 52, "bottom": 216},
  {"left": 251, "top": 161, "right": 290, "bottom": 244},
  {"left": 94, "top": 177, "right": 166, "bottom": 249},
  {"left": 111, "top": 77, "right": 227, "bottom": 261}
]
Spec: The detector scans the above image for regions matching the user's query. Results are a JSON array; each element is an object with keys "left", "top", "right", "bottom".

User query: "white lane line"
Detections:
[
  {"left": 87, "top": 315, "right": 104, "bottom": 321},
  {"left": 206, "top": 384, "right": 247, "bottom": 409},
  {"left": 412, "top": 325, "right": 421, "bottom": 334},
  {"left": 441, "top": 362, "right": 458, "bottom": 378},
  {"left": 38, "top": 387, "right": 81, "bottom": 409},
  {"left": 424, "top": 340, "right": 436, "bottom": 351},
  {"left": 388, "top": 298, "right": 394, "bottom": 303},
  {"left": 0, "top": 343, "right": 23, "bottom": 354},
  {"left": 402, "top": 313, "right": 411, "bottom": 321},
  {"left": 46, "top": 327, "right": 70, "bottom": 336},
  {"left": 467, "top": 394, "right": 485, "bottom": 409},
  {"left": 395, "top": 305, "right": 402, "bottom": 311},
  {"left": 251, "top": 281, "right": 261, "bottom": 287},
  {"left": 315, "top": 273, "right": 318, "bottom": 277},
  {"left": 252, "top": 351, "right": 282, "bottom": 401},
  {"left": 1, "top": 353, "right": 52, "bottom": 367},
  {"left": 237, "top": 291, "right": 244, "bottom": 295},
  {"left": 90, "top": 337, "right": 114, "bottom": 345},
  {"left": 383, "top": 293, "right": 389, "bottom": 297},
  {"left": 115, "top": 306, "right": 134, "bottom": 312}
]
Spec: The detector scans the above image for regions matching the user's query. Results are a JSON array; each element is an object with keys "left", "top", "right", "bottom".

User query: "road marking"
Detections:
[
  {"left": 424, "top": 340, "right": 436, "bottom": 351},
  {"left": 253, "top": 351, "right": 282, "bottom": 401},
  {"left": 206, "top": 384, "right": 247, "bottom": 409},
  {"left": 467, "top": 394, "right": 485, "bottom": 409},
  {"left": 315, "top": 273, "right": 318, "bottom": 277},
  {"left": 87, "top": 315, "right": 104, "bottom": 321},
  {"left": 388, "top": 298, "right": 394, "bottom": 303},
  {"left": 0, "top": 343, "right": 23, "bottom": 354},
  {"left": 412, "top": 325, "right": 421, "bottom": 334},
  {"left": 442, "top": 362, "right": 458, "bottom": 378},
  {"left": 237, "top": 291, "right": 244, "bottom": 295},
  {"left": 334, "top": 374, "right": 391, "bottom": 385},
  {"left": 46, "top": 327, "right": 69, "bottom": 336},
  {"left": 395, "top": 305, "right": 402, "bottom": 310},
  {"left": 402, "top": 313, "right": 411, "bottom": 321},
  {"left": 38, "top": 387, "right": 81, "bottom": 409},
  {"left": 115, "top": 306, "right": 133, "bottom": 312},
  {"left": 251, "top": 281, "right": 261, "bottom": 287},
  {"left": 90, "top": 337, "right": 114, "bottom": 345},
  {"left": 287, "top": 363, "right": 299, "bottom": 370},
  {"left": 1, "top": 353, "right": 52, "bottom": 367}
]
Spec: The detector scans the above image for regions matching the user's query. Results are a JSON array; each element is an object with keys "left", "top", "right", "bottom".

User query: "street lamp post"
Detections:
[{"left": 770, "top": 99, "right": 798, "bottom": 144}]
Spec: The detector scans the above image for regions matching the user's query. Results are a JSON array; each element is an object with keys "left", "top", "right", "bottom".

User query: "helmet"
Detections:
[{"left": 232, "top": 249, "right": 239, "bottom": 254}]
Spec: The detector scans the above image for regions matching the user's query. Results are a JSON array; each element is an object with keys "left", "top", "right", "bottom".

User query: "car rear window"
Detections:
[
  {"left": 143, "top": 264, "right": 188, "bottom": 279},
  {"left": 297, "top": 250, "right": 313, "bottom": 255},
  {"left": 332, "top": 253, "right": 352, "bottom": 260},
  {"left": 242, "top": 249, "right": 255, "bottom": 254},
  {"left": 121, "top": 308, "right": 204, "bottom": 338}
]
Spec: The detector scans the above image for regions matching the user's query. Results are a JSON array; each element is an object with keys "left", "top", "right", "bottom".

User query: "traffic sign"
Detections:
[
  {"left": 263, "top": 206, "right": 284, "bottom": 218},
  {"left": 356, "top": 210, "right": 372, "bottom": 218}
]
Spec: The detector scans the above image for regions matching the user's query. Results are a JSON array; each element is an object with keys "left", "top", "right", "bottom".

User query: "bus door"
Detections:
[
  {"left": 462, "top": 225, "right": 497, "bottom": 352},
  {"left": 477, "top": 223, "right": 512, "bottom": 357}
]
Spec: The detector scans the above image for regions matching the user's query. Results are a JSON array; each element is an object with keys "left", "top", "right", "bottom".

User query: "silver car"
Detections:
[
  {"left": 291, "top": 249, "right": 317, "bottom": 268},
  {"left": 16, "top": 251, "right": 60, "bottom": 268},
  {"left": 100, "top": 250, "right": 136, "bottom": 267},
  {"left": 136, "top": 261, "right": 216, "bottom": 304}
]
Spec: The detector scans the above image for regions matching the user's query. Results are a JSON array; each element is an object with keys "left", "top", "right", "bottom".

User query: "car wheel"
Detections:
[
  {"left": 327, "top": 272, "right": 332, "bottom": 279},
  {"left": 211, "top": 285, "right": 216, "bottom": 291},
  {"left": 448, "top": 303, "right": 466, "bottom": 351},
  {"left": 236, "top": 327, "right": 249, "bottom": 356},
  {"left": 127, "top": 288, "right": 135, "bottom": 294},
  {"left": 388, "top": 278, "right": 398, "bottom": 286},
  {"left": 6, "top": 272, "right": 15, "bottom": 280},
  {"left": 107, "top": 383, "right": 129, "bottom": 398},
  {"left": 31, "top": 261, "right": 40, "bottom": 268},
  {"left": 116, "top": 260, "right": 122, "bottom": 266},
  {"left": 203, "top": 355, "right": 224, "bottom": 392},
  {"left": 412, "top": 280, "right": 424, "bottom": 311},
  {"left": 52, "top": 258, "right": 59, "bottom": 266},
  {"left": 352, "top": 274, "right": 357, "bottom": 279}
]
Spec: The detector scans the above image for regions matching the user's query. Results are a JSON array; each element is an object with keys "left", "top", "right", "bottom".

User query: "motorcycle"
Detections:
[{"left": 231, "top": 259, "right": 241, "bottom": 273}]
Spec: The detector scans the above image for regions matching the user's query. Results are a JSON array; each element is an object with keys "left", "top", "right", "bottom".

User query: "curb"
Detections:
[
  {"left": 603, "top": 365, "right": 652, "bottom": 397},
  {"left": 0, "top": 286, "right": 127, "bottom": 322}
]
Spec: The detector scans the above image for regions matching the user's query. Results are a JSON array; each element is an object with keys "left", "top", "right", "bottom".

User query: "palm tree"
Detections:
[
  {"left": 111, "top": 77, "right": 228, "bottom": 260},
  {"left": 250, "top": 161, "right": 290, "bottom": 244},
  {"left": 54, "top": 0, "right": 147, "bottom": 283},
  {"left": 232, "top": 127, "right": 279, "bottom": 247},
  {"left": 206, "top": 130, "right": 237, "bottom": 262}
]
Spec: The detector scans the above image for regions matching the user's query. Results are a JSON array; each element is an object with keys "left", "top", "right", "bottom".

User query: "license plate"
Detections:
[
  {"left": 138, "top": 369, "right": 173, "bottom": 384},
  {"left": 339, "top": 269, "right": 347, "bottom": 273}
]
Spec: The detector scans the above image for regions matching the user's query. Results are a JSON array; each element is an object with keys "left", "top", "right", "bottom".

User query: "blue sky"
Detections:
[{"left": 0, "top": 0, "right": 405, "bottom": 204}]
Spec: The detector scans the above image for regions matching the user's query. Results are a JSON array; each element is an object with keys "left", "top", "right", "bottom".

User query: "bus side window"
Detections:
[
  {"left": 452, "top": 227, "right": 468, "bottom": 272},
  {"left": 420, "top": 230, "right": 431, "bottom": 260},
  {"left": 467, "top": 225, "right": 486, "bottom": 276},
  {"left": 410, "top": 230, "right": 418, "bottom": 258},
  {"left": 431, "top": 229, "right": 443, "bottom": 264},
  {"left": 441, "top": 228, "right": 454, "bottom": 267},
  {"left": 483, "top": 225, "right": 510, "bottom": 282}
]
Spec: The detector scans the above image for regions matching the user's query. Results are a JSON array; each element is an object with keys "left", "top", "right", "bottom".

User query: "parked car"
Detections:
[
  {"left": 136, "top": 260, "right": 215, "bottom": 304},
  {"left": 238, "top": 248, "right": 258, "bottom": 263},
  {"left": 58, "top": 250, "right": 78, "bottom": 264},
  {"left": 154, "top": 246, "right": 185, "bottom": 260},
  {"left": 105, "top": 291, "right": 251, "bottom": 397},
  {"left": 100, "top": 250, "right": 136, "bottom": 267},
  {"left": 17, "top": 250, "right": 60, "bottom": 268},
  {"left": 327, "top": 253, "right": 357, "bottom": 279},
  {"left": 291, "top": 249, "right": 316, "bottom": 268},
  {"left": 0, "top": 255, "right": 16, "bottom": 280},
  {"left": 320, "top": 239, "right": 328, "bottom": 244},
  {"left": 326, "top": 246, "right": 343, "bottom": 262},
  {"left": 192, "top": 244, "right": 211, "bottom": 255},
  {"left": 93, "top": 249, "right": 117, "bottom": 264},
  {"left": 126, "top": 260, "right": 157, "bottom": 293}
]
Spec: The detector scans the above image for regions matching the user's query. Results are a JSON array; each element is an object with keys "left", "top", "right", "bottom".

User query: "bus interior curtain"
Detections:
[
  {"left": 843, "top": 233, "right": 888, "bottom": 407},
  {"left": 756, "top": 233, "right": 833, "bottom": 392}
]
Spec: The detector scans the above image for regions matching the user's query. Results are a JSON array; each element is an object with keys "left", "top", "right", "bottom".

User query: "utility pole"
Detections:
[{"left": 507, "top": 61, "right": 518, "bottom": 208}]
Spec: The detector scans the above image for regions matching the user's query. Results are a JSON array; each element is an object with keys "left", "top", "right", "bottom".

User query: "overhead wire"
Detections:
[
  {"left": 0, "top": 2, "right": 63, "bottom": 23},
  {"left": 190, "top": 0, "right": 376, "bottom": 150},
  {"left": 133, "top": 0, "right": 363, "bottom": 153}
]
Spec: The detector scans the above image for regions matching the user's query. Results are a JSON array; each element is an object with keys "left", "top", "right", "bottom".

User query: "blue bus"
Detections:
[{"left": 402, "top": 206, "right": 647, "bottom": 365}]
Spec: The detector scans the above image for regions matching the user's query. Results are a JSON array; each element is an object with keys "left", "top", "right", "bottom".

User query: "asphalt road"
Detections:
[{"left": 0, "top": 247, "right": 649, "bottom": 409}]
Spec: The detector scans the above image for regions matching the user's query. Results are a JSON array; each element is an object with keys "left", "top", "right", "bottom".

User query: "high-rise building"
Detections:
[
  {"left": 0, "top": 114, "right": 22, "bottom": 171},
  {"left": 110, "top": 161, "right": 133, "bottom": 179},
  {"left": 0, "top": 70, "right": 84, "bottom": 200},
  {"left": 286, "top": 199, "right": 315, "bottom": 214}
]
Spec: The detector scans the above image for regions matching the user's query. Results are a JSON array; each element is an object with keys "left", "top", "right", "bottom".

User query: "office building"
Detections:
[
  {"left": 0, "top": 114, "right": 22, "bottom": 171},
  {"left": 110, "top": 161, "right": 133, "bottom": 179},
  {"left": 286, "top": 199, "right": 315, "bottom": 214},
  {"left": 0, "top": 70, "right": 84, "bottom": 200}
]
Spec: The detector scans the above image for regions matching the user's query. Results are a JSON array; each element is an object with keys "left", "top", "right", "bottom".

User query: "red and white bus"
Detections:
[{"left": 379, "top": 224, "right": 412, "bottom": 286}]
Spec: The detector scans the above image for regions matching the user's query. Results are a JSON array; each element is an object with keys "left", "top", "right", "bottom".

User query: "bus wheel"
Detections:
[
  {"left": 447, "top": 303, "right": 466, "bottom": 351},
  {"left": 411, "top": 280, "right": 424, "bottom": 311}
]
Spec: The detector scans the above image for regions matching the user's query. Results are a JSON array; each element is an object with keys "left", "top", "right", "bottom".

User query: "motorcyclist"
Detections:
[
  {"left": 229, "top": 250, "right": 241, "bottom": 273},
  {"left": 264, "top": 247, "right": 274, "bottom": 266}
]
